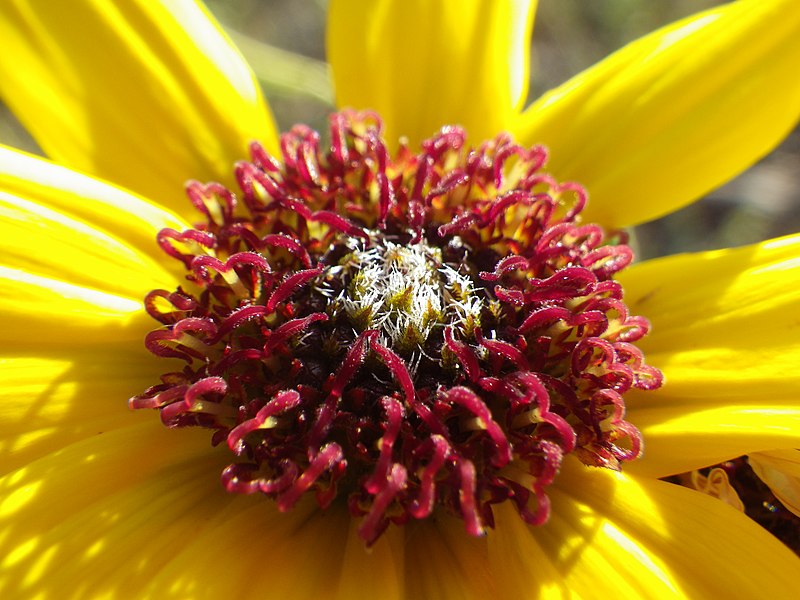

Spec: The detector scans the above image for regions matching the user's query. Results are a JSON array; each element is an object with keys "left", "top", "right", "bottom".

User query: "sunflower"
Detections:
[{"left": 2, "top": 0, "right": 800, "bottom": 597}]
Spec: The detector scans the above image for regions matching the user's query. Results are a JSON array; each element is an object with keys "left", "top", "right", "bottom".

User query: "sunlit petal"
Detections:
[
  {"left": 0, "top": 266, "right": 165, "bottom": 476},
  {"left": 328, "top": 0, "right": 536, "bottom": 147},
  {"left": 620, "top": 234, "right": 800, "bottom": 476},
  {"left": 0, "top": 145, "right": 189, "bottom": 268},
  {"left": 749, "top": 449, "right": 800, "bottom": 518},
  {"left": 0, "top": 352, "right": 164, "bottom": 477},
  {"left": 0, "top": 267, "right": 152, "bottom": 344},
  {"left": 517, "top": 0, "right": 800, "bottom": 227},
  {"left": 0, "top": 0, "right": 278, "bottom": 216},
  {"left": 488, "top": 461, "right": 800, "bottom": 597},
  {"left": 0, "top": 192, "right": 176, "bottom": 298},
  {"left": 0, "top": 424, "right": 227, "bottom": 598}
]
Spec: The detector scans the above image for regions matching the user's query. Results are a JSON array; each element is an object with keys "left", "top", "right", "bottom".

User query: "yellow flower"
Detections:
[{"left": 1, "top": 0, "right": 799, "bottom": 597}]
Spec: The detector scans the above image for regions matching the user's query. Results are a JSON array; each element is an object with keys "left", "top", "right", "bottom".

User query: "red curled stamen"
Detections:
[{"left": 132, "top": 110, "right": 662, "bottom": 544}]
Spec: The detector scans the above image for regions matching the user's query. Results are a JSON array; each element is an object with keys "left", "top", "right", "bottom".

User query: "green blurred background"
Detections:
[{"left": 2, "top": 0, "right": 798, "bottom": 261}]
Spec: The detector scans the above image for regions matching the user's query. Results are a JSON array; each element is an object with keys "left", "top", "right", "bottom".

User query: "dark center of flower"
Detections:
[{"left": 131, "top": 111, "right": 662, "bottom": 545}]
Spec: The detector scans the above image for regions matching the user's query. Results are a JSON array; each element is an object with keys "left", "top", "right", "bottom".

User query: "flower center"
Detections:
[
  {"left": 317, "top": 236, "right": 483, "bottom": 355},
  {"left": 131, "top": 111, "right": 662, "bottom": 545}
]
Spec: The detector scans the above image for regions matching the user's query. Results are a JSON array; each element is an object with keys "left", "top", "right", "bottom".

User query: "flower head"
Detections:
[
  {"left": 1, "top": 0, "right": 800, "bottom": 597},
  {"left": 130, "top": 111, "right": 661, "bottom": 544}
]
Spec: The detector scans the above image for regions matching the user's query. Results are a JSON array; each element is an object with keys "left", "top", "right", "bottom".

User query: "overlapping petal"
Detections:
[
  {"left": 3, "top": 436, "right": 797, "bottom": 599},
  {"left": 0, "top": 194, "right": 175, "bottom": 298},
  {"left": 327, "top": 0, "right": 535, "bottom": 147},
  {"left": 0, "top": 350, "right": 164, "bottom": 477},
  {"left": 0, "top": 0, "right": 278, "bottom": 216},
  {"left": 0, "top": 268, "right": 150, "bottom": 346},
  {"left": 490, "top": 461, "right": 800, "bottom": 597},
  {"left": 0, "top": 145, "right": 190, "bottom": 268},
  {"left": 620, "top": 234, "right": 800, "bottom": 477},
  {"left": 749, "top": 449, "right": 800, "bottom": 518},
  {"left": 0, "top": 423, "right": 227, "bottom": 598},
  {"left": 0, "top": 347, "right": 164, "bottom": 474},
  {"left": 516, "top": 0, "right": 800, "bottom": 228},
  {"left": 0, "top": 265, "right": 166, "bottom": 476}
]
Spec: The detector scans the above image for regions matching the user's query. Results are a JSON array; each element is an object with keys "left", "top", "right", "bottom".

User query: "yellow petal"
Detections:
[
  {"left": 404, "top": 517, "right": 497, "bottom": 599},
  {"left": 619, "top": 234, "right": 800, "bottom": 477},
  {"left": 0, "top": 0, "right": 278, "bottom": 216},
  {"left": 490, "top": 460, "right": 800, "bottom": 597},
  {"left": 0, "top": 267, "right": 153, "bottom": 345},
  {"left": 516, "top": 0, "right": 800, "bottom": 228},
  {"left": 485, "top": 508, "right": 564, "bottom": 599},
  {"left": 145, "top": 499, "right": 351, "bottom": 599},
  {"left": 153, "top": 494, "right": 495, "bottom": 600},
  {"left": 0, "top": 192, "right": 177, "bottom": 298},
  {"left": 0, "top": 423, "right": 230, "bottom": 598},
  {"left": 3, "top": 427, "right": 798, "bottom": 597},
  {"left": 749, "top": 449, "right": 800, "bottom": 518},
  {"left": 1, "top": 417, "right": 394, "bottom": 599},
  {"left": 335, "top": 523, "right": 405, "bottom": 600},
  {"left": 0, "top": 349, "right": 164, "bottom": 477},
  {"left": 327, "top": 0, "right": 536, "bottom": 147},
  {"left": 0, "top": 263, "right": 165, "bottom": 475},
  {"left": 154, "top": 501, "right": 495, "bottom": 599},
  {"left": 0, "top": 144, "right": 190, "bottom": 268},
  {"left": 155, "top": 498, "right": 500, "bottom": 600},
  {"left": 626, "top": 403, "right": 800, "bottom": 479}
]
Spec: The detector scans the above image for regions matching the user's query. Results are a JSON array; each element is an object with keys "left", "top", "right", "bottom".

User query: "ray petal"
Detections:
[
  {"left": 488, "top": 460, "right": 800, "bottom": 597},
  {"left": 0, "top": 0, "right": 278, "bottom": 215},
  {"left": 619, "top": 234, "right": 800, "bottom": 477},
  {"left": 516, "top": 0, "right": 800, "bottom": 227},
  {"left": 327, "top": 0, "right": 536, "bottom": 147}
]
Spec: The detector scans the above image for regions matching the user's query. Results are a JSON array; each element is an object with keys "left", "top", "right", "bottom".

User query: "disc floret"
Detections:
[{"left": 131, "top": 110, "right": 662, "bottom": 545}]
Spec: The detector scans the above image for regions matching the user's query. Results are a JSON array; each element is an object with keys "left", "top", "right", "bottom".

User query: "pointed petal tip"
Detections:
[{"left": 516, "top": 0, "right": 800, "bottom": 228}]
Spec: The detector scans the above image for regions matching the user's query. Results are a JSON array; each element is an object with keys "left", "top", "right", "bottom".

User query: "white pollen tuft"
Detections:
[{"left": 327, "top": 238, "right": 484, "bottom": 351}]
